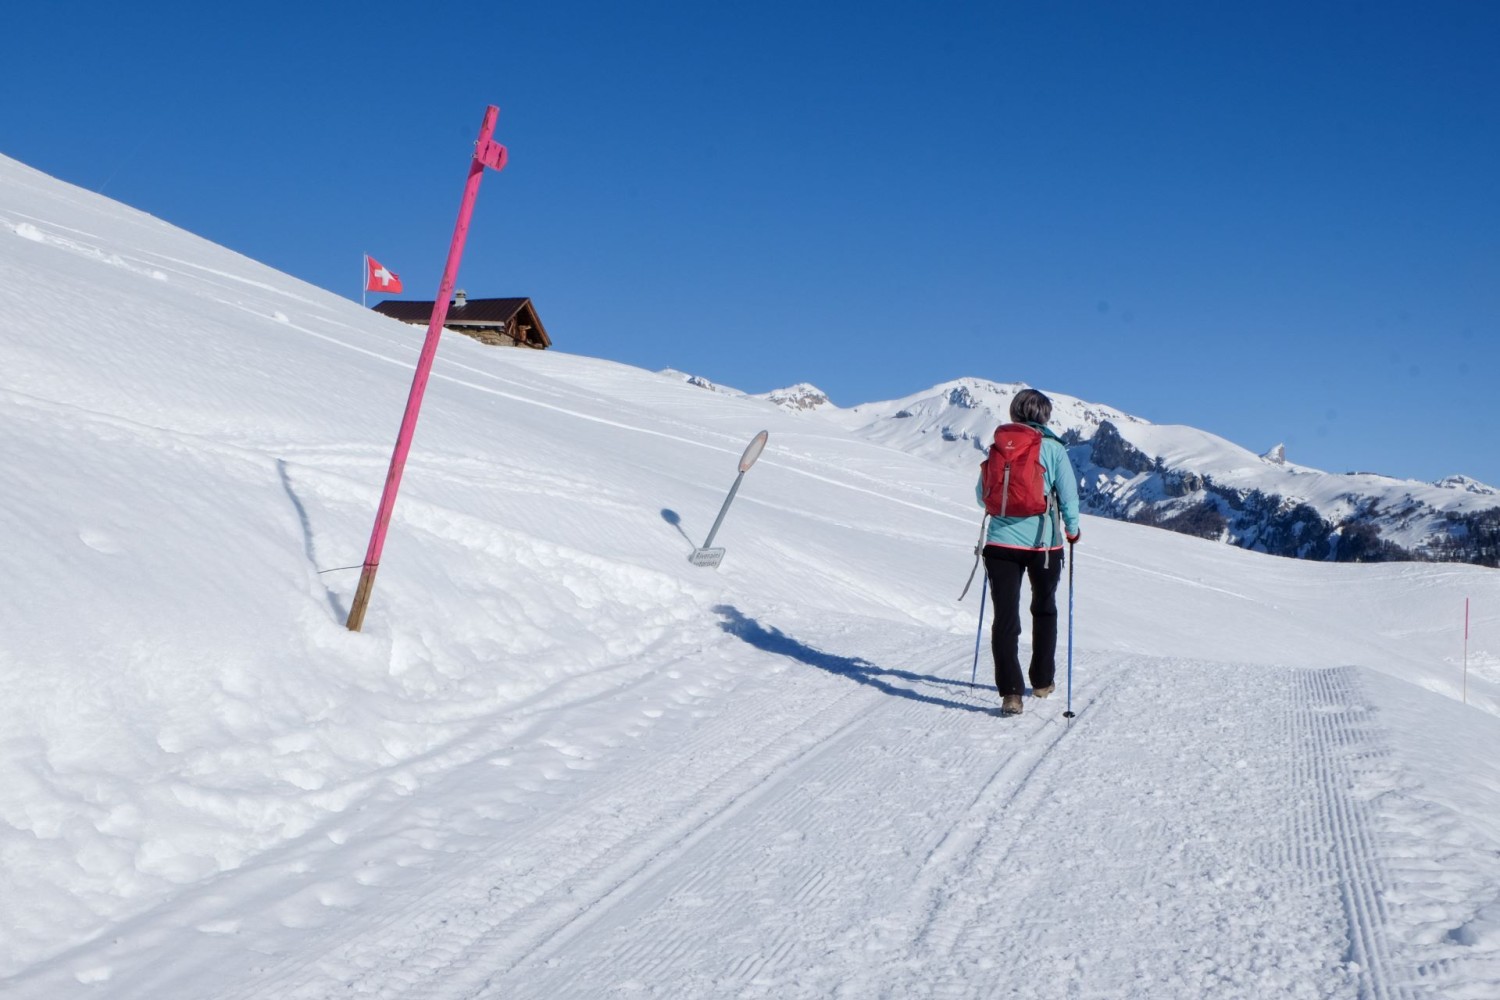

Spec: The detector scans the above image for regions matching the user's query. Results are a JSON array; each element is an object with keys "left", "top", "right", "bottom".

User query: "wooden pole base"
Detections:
[{"left": 346, "top": 564, "right": 380, "bottom": 632}]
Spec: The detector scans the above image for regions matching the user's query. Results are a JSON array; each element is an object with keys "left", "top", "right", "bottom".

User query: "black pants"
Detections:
[{"left": 983, "top": 545, "right": 1064, "bottom": 697}]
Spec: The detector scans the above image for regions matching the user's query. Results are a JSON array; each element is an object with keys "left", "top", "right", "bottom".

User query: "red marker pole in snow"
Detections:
[{"left": 347, "top": 106, "right": 509, "bottom": 632}]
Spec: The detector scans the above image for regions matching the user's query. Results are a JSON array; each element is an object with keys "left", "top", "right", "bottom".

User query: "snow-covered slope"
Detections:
[
  {"left": 825, "top": 377, "right": 1500, "bottom": 565},
  {"left": 4, "top": 152, "right": 1500, "bottom": 999}
]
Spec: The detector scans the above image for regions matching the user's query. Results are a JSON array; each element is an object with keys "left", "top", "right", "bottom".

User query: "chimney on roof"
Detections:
[{"left": 453, "top": 290, "right": 467, "bottom": 308}]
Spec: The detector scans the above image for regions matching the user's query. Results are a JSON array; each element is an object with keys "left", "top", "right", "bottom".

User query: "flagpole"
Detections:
[{"left": 362, "top": 253, "right": 367, "bottom": 308}]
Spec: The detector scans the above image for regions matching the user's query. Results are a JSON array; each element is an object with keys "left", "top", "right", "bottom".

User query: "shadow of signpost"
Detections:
[
  {"left": 278, "top": 459, "right": 350, "bottom": 620},
  {"left": 661, "top": 508, "right": 695, "bottom": 547},
  {"left": 714, "top": 605, "right": 995, "bottom": 715}
]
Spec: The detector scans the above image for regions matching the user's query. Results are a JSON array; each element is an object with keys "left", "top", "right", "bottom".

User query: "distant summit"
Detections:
[
  {"left": 658, "top": 369, "right": 747, "bottom": 397},
  {"left": 755, "top": 383, "right": 833, "bottom": 412},
  {"left": 822, "top": 378, "right": 1142, "bottom": 468},
  {"left": 1436, "top": 474, "right": 1499, "bottom": 495},
  {"left": 659, "top": 371, "right": 833, "bottom": 412}
]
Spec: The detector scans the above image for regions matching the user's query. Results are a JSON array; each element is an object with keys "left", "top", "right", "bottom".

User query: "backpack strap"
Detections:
[
  {"left": 1038, "top": 435, "right": 1063, "bottom": 567},
  {"left": 1039, "top": 491, "right": 1057, "bottom": 568}
]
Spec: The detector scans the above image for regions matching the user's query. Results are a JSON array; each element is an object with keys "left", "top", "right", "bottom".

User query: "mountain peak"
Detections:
[
  {"left": 1435, "top": 474, "right": 1499, "bottom": 495},
  {"left": 756, "top": 383, "right": 833, "bottom": 412},
  {"left": 659, "top": 369, "right": 746, "bottom": 396}
]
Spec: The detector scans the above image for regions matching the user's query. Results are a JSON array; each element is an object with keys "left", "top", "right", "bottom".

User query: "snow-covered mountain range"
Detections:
[{"left": 677, "top": 375, "right": 1500, "bottom": 567}]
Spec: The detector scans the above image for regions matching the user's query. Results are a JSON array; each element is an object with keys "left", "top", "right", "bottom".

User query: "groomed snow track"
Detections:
[{"left": 58, "top": 625, "right": 1426, "bottom": 1000}]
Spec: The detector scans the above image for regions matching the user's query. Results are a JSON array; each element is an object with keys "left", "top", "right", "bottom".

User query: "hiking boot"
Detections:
[
  {"left": 1000, "top": 694, "right": 1023, "bottom": 716},
  {"left": 1032, "top": 684, "right": 1055, "bottom": 699}
]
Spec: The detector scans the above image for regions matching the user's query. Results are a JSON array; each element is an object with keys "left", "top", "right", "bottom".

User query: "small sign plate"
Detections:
[{"left": 689, "top": 547, "right": 726, "bottom": 568}]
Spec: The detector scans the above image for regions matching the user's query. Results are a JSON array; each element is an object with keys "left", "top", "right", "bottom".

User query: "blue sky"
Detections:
[{"left": 5, "top": 1, "right": 1497, "bottom": 485}]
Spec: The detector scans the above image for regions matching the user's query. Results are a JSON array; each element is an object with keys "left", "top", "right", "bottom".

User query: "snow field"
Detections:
[{"left": 3, "top": 152, "right": 1500, "bottom": 998}]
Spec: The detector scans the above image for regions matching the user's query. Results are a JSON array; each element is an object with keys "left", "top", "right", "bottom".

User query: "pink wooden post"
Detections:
[{"left": 347, "top": 105, "right": 509, "bottom": 632}]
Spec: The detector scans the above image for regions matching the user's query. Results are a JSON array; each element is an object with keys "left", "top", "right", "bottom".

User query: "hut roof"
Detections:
[{"left": 372, "top": 296, "right": 550, "bottom": 348}]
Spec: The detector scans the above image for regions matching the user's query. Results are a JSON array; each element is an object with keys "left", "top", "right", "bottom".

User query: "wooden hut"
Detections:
[{"left": 373, "top": 292, "right": 551, "bottom": 349}]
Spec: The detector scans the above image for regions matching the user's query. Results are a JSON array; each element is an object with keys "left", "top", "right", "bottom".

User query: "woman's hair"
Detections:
[{"left": 1009, "top": 388, "right": 1053, "bottom": 425}]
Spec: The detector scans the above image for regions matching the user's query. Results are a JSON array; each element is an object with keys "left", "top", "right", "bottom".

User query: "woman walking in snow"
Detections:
[{"left": 978, "top": 388, "right": 1082, "bottom": 717}]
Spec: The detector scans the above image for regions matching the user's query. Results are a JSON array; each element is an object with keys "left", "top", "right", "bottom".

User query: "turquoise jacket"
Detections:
[{"left": 975, "top": 424, "right": 1082, "bottom": 550}]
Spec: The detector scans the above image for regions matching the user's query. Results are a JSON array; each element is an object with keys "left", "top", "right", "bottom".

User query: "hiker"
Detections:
[{"left": 977, "top": 388, "right": 1081, "bottom": 717}]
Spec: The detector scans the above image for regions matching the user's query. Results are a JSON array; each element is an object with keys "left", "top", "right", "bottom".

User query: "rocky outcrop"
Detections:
[
  {"left": 1088, "top": 421, "right": 1156, "bottom": 475},
  {"left": 1436, "top": 475, "right": 1499, "bottom": 496},
  {"left": 757, "top": 383, "right": 833, "bottom": 412}
]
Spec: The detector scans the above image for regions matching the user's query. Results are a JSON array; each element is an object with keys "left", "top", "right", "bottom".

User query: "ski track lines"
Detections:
[
  {"left": 175, "top": 654, "right": 1428, "bottom": 1000},
  {"left": 1290, "top": 669, "right": 1401, "bottom": 1000},
  {"left": 192, "top": 629, "right": 977, "bottom": 1000},
  {"left": 1291, "top": 669, "right": 1490, "bottom": 1000},
  {"left": 815, "top": 661, "right": 1415, "bottom": 1000},
  {"left": 614, "top": 657, "right": 1414, "bottom": 1000},
  {"left": 472, "top": 640, "right": 1039, "bottom": 1000},
  {"left": 445, "top": 659, "right": 1428, "bottom": 1000}
]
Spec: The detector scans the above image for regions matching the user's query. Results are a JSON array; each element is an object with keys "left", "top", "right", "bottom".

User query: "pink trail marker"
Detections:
[{"left": 347, "top": 106, "right": 508, "bottom": 632}]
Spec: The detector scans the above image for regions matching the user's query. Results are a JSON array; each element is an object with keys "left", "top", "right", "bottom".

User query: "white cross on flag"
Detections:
[{"left": 364, "top": 255, "right": 403, "bottom": 294}]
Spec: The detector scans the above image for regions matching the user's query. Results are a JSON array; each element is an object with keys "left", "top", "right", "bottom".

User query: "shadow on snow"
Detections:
[{"left": 714, "top": 605, "right": 996, "bottom": 716}]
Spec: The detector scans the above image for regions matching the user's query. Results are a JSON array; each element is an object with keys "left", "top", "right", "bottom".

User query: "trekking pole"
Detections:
[
  {"left": 970, "top": 571, "right": 988, "bottom": 689},
  {"left": 1063, "top": 540, "right": 1076, "bottom": 719},
  {"left": 957, "top": 515, "right": 989, "bottom": 600}
]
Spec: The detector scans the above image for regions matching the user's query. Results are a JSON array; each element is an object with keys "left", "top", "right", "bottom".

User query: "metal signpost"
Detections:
[{"left": 690, "top": 430, "right": 769, "bottom": 569}]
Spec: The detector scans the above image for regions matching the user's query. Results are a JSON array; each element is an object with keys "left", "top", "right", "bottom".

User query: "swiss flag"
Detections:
[{"left": 365, "top": 255, "right": 403, "bottom": 294}]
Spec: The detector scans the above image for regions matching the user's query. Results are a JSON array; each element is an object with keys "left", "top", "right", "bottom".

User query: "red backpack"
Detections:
[{"left": 980, "top": 423, "right": 1050, "bottom": 518}]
